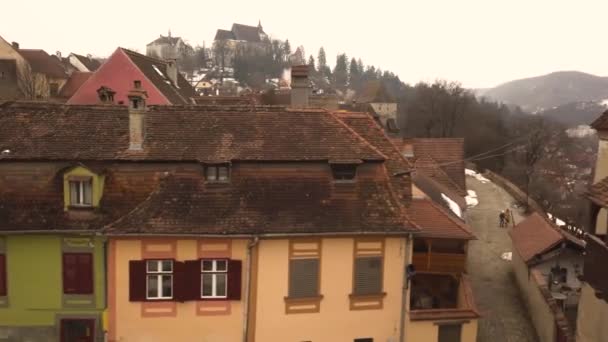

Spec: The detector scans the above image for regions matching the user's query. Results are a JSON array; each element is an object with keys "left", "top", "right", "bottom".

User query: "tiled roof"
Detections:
[
  {"left": 72, "top": 53, "right": 101, "bottom": 71},
  {"left": 104, "top": 169, "right": 415, "bottom": 235},
  {"left": 231, "top": 24, "right": 263, "bottom": 42},
  {"left": 18, "top": 49, "right": 67, "bottom": 79},
  {"left": 414, "top": 155, "right": 466, "bottom": 197},
  {"left": 590, "top": 109, "right": 608, "bottom": 130},
  {"left": 509, "top": 212, "right": 564, "bottom": 264},
  {"left": 214, "top": 29, "right": 235, "bottom": 41},
  {"left": 412, "top": 172, "right": 466, "bottom": 212},
  {"left": 57, "top": 72, "right": 93, "bottom": 98},
  {"left": 407, "top": 199, "right": 475, "bottom": 240},
  {"left": 412, "top": 138, "right": 466, "bottom": 195},
  {"left": 334, "top": 112, "right": 412, "bottom": 203},
  {"left": 193, "top": 96, "right": 254, "bottom": 106},
  {"left": 121, "top": 48, "right": 196, "bottom": 104},
  {"left": 587, "top": 176, "right": 608, "bottom": 207},
  {"left": 0, "top": 102, "right": 385, "bottom": 162}
]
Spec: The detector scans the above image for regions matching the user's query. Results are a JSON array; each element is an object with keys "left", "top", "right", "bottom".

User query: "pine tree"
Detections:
[
  {"left": 308, "top": 55, "right": 316, "bottom": 70},
  {"left": 317, "top": 47, "right": 331, "bottom": 77},
  {"left": 333, "top": 53, "right": 349, "bottom": 90},
  {"left": 284, "top": 39, "right": 292, "bottom": 61},
  {"left": 349, "top": 57, "right": 360, "bottom": 89}
]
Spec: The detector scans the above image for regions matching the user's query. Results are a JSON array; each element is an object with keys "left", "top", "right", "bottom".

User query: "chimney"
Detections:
[
  {"left": 127, "top": 80, "right": 148, "bottom": 150},
  {"left": 96, "top": 86, "right": 116, "bottom": 104},
  {"left": 56, "top": 51, "right": 62, "bottom": 59},
  {"left": 166, "top": 59, "right": 178, "bottom": 86},
  {"left": 11, "top": 42, "right": 19, "bottom": 50},
  {"left": 290, "top": 65, "right": 310, "bottom": 108}
]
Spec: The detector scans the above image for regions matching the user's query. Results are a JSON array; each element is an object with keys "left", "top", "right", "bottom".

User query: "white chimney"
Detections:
[
  {"left": 166, "top": 59, "right": 178, "bottom": 87},
  {"left": 127, "top": 80, "right": 148, "bottom": 150},
  {"left": 290, "top": 65, "right": 310, "bottom": 108}
]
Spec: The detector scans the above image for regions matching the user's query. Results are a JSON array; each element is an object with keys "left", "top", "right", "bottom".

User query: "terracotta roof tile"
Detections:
[
  {"left": 509, "top": 212, "right": 564, "bottom": 263},
  {"left": 71, "top": 53, "right": 101, "bottom": 71},
  {"left": 590, "top": 109, "right": 608, "bottom": 130},
  {"left": 407, "top": 199, "right": 475, "bottom": 240},
  {"left": 104, "top": 170, "right": 415, "bottom": 235},
  {"left": 57, "top": 72, "right": 93, "bottom": 98},
  {"left": 0, "top": 102, "right": 385, "bottom": 162},
  {"left": 412, "top": 138, "right": 466, "bottom": 194}
]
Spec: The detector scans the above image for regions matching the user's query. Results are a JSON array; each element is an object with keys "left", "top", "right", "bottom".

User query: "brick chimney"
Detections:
[
  {"left": 127, "top": 80, "right": 148, "bottom": 150},
  {"left": 11, "top": 42, "right": 19, "bottom": 50},
  {"left": 166, "top": 59, "right": 178, "bottom": 87},
  {"left": 290, "top": 65, "right": 310, "bottom": 108},
  {"left": 96, "top": 86, "right": 116, "bottom": 104}
]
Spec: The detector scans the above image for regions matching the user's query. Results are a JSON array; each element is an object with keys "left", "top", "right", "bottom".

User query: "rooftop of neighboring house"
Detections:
[
  {"left": 355, "top": 80, "right": 395, "bottom": 104},
  {"left": 407, "top": 199, "right": 475, "bottom": 240},
  {"left": 146, "top": 33, "right": 182, "bottom": 46},
  {"left": 590, "top": 109, "right": 608, "bottom": 130},
  {"left": 214, "top": 23, "right": 266, "bottom": 42},
  {"left": 57, "top": 71, "right": 93, "bottom": 99},
  {"left": 70, "top": 53, "right": 102, "bottom": 71},
  {"left": 0, "top": 101, "right": 417, "bottom": 236},
  {"left": 18, "top": 49, "right": 67, "bottom": 79},
  {"left": 509, "top": 212, "right": 570, "bottom": 264}
]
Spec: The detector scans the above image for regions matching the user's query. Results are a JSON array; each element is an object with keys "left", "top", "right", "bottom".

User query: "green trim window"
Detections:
[
  {"left": 62, "top": 166, "right": 105, "bottom": 210},
  {"left": 69, "top": 178, "right": 93, "bottom": 207}
]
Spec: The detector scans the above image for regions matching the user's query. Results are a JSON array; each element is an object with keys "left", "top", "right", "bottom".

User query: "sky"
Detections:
[{"left": 3, "top": 0, "right": 608, "bottom": 89}]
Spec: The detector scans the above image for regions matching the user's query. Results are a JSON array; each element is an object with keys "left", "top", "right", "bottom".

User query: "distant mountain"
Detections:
[
  {"left": 538, "top": 100, "right": 606, "bottom": 127},
  {"left": 480, "top": 71, "right": 608, "bottom": 113}
]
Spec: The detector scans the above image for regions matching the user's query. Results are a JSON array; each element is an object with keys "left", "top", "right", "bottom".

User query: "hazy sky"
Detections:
[{"left": 3, "top": 0, "right": 607, "bottom": 88}]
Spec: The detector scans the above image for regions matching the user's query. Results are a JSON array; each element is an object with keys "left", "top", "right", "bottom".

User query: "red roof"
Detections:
[
  {"left": 58, "top": 72, "right": 93, "bottom": 98},
  {"left": 509, "top": 212, "right": 564, "bottom": 264},
  {"left": 411, "top": 138, "right": 466, "bottom": 195},
  {"left": 18, "top": 49, "right": 67, "bottom": 79},
  {"left": 407, "top": 199, "right": 475, "bottom": 240}
]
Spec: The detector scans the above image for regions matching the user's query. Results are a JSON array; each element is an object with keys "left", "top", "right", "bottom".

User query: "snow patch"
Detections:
[
  {"left": 501, "top": 252, "right": 512, "bottom": 261},
  {"left": 547, "top": 213, "right": 566, "bottom": 226},
  {"left": 465, "top": 169, "right": 491, "bottom": 183},
  {"left": 465, "top": 190, "right": 479, "bottom": 208},
  {"left": 442, "top": 193, "right": 462, "bottom": 218},
  {"left": 601, "top": 99, "right": 608, "bottom": 107}
]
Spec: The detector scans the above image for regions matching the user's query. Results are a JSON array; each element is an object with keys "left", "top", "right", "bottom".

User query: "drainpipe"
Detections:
[
  {"left": 399, "top": 233, "right": 413, "bottom": 342},
  {"left": 243, "top": 236, "right": 259, "bottom": 342}
]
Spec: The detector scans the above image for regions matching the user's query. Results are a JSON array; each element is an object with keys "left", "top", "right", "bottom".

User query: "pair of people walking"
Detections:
[{"left": 499, "top": 208, "right": 511, "bottom": 228}]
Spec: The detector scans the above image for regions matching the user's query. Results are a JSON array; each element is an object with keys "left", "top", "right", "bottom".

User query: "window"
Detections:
[
  {"left": 146, "top": 260, "right": 173, "bottom": 299},
  {"left": 331, "top": 164, "right": 357, "bottom": 181},
  {"left": 353, "top": 256, "right": 383, "bottom": 295},
  {"left": 288, "top": 258, "right": 320, "bottom": 298},
  {"left": 0, "top": 254, "right": 6, "bottom": 296},
  {"left": 69, "top": 178, "right": 93, "bottom": 207},
  {"left": 63, "top": 253, "right": 93, "bottom": 294},
  {"left": 206, "top": 165, "right": 230, "bottom": 182},
  {"left": 201, "top": 259, "right": 228, "bottom": 298},
  {"left": 354, "top": 339, "right": 373, "bottom": 342},
  {"left": 438, "top": 324, "right": 462, "bottom": 342},
  {"left": 50, "top": 83, "right": 59, "bottom": 96}
]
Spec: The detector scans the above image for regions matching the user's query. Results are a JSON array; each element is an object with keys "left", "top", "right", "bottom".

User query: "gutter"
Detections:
[
  {"left": 399, "top": 233, "right": 413, "bottom": 342},
  {"left": 243, "top": 236, "right": 259, "bottom": 342},
  {"left": 102, "top": 231, "right": 419, "bottom": 238}
]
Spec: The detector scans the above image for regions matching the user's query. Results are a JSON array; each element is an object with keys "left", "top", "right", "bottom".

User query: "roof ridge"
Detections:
[
  {"left": 329, "top": 112, "right": 388, "bottom": 161},
  {"left": 120, "top": 47, "right": 168, "bottom": 65},
  {"left": 415, "top": 154, "right": 465, "bottom": 194}
]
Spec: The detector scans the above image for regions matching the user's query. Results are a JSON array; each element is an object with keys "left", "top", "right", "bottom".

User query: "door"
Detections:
[{"left": 60, "top": 319, "right": 94, "bottom": 342}]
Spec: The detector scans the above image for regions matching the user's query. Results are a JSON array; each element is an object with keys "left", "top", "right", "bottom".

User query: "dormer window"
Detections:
[
  {"left": 331, "top": 164, "right": 357, "bottom": 181},
  {"left": 69, "top": 178, "right": 93, "bottom": 206},
  {"left": 206, "top": 165, "right": 230, "bottom": 182}
]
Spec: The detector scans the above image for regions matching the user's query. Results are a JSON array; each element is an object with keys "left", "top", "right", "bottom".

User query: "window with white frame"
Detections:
[
  {"left": 69, "top": 178, "right": 93, "bottom": 206},
  {"left": 201, "top": 259, "right": 228, "bottom": 298},
  {"left": 205, "top": 165, "right": 230, "bottom": 182},
  {"left": 146, "top": 260, "right": 173, "bottom": 299}
]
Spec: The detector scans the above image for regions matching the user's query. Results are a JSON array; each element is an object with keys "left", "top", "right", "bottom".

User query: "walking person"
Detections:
[
  {"left": 504, "top": 208, "right": 512, "bottom": 227},
  {"left": 499, "top": 211, "right": 506, "bottom": 228}
]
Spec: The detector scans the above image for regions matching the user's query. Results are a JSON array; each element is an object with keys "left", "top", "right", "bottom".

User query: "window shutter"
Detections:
[
  {"left": 63, "top": 253, "right": 77, "bottom": 294},
  {"left": 0, "top": 254, "right": 6, "bottom": 296},
  {"left": 354, "top": 256, "right": 382, "bottom": 295},
  {"left": 78, "top": 253, "right": 93, "bottom": 294},
  {"left": 182, "top": 260, "right": 202, "bottom": 301},
  {"left": 288, "top": 259, "right": 319, "bottom": 298},
  {"left": 129, "top": 260, "right": 147, "bottom": 301},
  {"left": 227, "top": 259, "right": 242, "bottom": 300}
]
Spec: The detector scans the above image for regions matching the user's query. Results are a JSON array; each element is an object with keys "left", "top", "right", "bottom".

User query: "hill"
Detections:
[
  {"left": 538, "top": 100, "right": 606, "bottom": 127},
  {"left": 480, "top": 71, "right": 608, "bottom": 113}
]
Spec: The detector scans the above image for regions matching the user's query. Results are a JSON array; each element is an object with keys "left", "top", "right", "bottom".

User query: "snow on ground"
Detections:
[
  {"left": 547, "top": 213, "right": 566, "bottom": 226},
  {"left": 442, "top": 193, "right": 462, "bottom": 218},
  {"left": 466, "top": 190, "right": 479, "bottom": 208},
  {"left": 465, "top": 169, "right": 491, "bottom": 183},
  {"left": 501, "top": 252, "right": 512, "bottom": 261}
]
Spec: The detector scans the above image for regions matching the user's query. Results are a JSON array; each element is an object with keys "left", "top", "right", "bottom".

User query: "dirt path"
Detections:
[{"left": 465, "top": 175, "right": 538, "bottom": 342}]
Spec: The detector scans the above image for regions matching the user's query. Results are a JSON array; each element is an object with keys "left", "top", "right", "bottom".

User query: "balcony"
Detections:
[
  {"left": 412, "top": 238, "right": 467, "bottom": 274},
  {"left": 410, "top": 273, "right": 479, "bottom": 321}
]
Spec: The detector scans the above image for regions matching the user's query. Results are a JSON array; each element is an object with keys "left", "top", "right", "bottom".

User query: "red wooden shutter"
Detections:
[
  {"left": 129, "top": 260, "right": 146, "bottom": 301},
  {"left": 0, "top": 254, "right": 6, "bottom": 296},
  {"left": 227, "top": 259, "right": 242, "bottom": 300},
  {"left": 78, "top": 253, "right": 93, "bottom": 294},
  {"left": 63, "top": 253, "right": 77, "bottom": 294},
  {"left": 173, "top": 261, "right": 186, "bottom": 302},
  {"left": 182, "top": 260, "right": 201, "bottom": 301}
]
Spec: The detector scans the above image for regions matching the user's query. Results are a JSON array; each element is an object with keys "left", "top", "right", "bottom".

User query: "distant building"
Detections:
[
  {"left": 213, "top": 22, "right": 270, "bottom": 68},
  {"left": 68, "top": 47, "right": 196, "bottom": 105},
  {"left": 146, "top": 31, "right": 187, "bottom": 60},
  {"left": 354, "top": 81, "right": 399, "bottom": 134},
  {"left": 0, "top": 35, "right": 68, "bottom": 99},
  {"left": 66, "top": 53, "right": 102, "bottom": 72}
]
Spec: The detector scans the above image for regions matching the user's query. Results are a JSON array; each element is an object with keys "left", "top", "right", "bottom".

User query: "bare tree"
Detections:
[
  {"left": 18, "top": 64, "right": 45, "bottom": 100},
  {"left": 520, "top": 118, "right": 551, "bottom": 211}
]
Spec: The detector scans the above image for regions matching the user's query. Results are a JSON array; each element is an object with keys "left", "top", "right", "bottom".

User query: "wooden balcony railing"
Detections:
[{"left": 412, "top": 252, "right": 466, "bottom": 273}]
